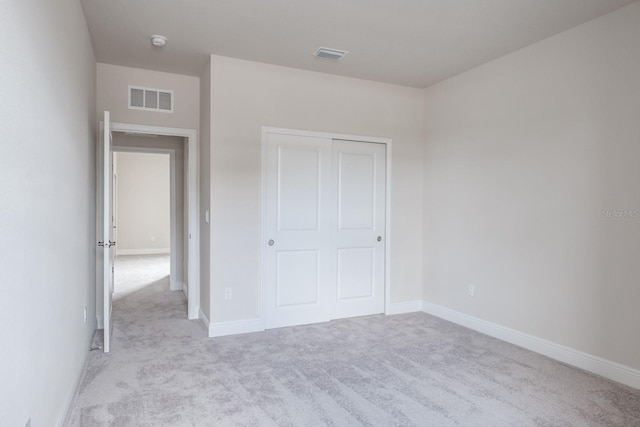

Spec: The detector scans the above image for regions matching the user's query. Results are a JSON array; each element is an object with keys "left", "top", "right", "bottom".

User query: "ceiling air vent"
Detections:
[
  {"left": 129, "top": 86, "right": 173, "bottom": 113},
  {"left": 313, "top": 47, "right": 349, "bottom": 60}
]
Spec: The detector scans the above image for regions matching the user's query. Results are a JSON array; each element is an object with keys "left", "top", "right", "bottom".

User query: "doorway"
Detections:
[
  {"left": 112, "top": 149, "right": 173, "bottom": 301},
  {"left": 112, "top": 138, "right": 183, "bottom": 289},
  {"left": 96, "top": 118, "right": 199, "bottom": 352}
]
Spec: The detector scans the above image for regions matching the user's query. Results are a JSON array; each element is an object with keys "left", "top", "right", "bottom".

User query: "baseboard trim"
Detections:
[
  {"left": 386, "top": 300, "right": 423, "bottom": 315},
  {"left": 57, "top": 336, "right": 92, "bottom": 426},
  {"left": 199, "top": 307, "right": 210, "bottom": 333},
  {"left": 116, "top": 248, "right": 170, "bottom": 256},
  {"left": 422, "top": 302, "right": 640, "bottom": 390},
  {"left": 209, "top": 318, "right": 264, "bottom": 338},
  {"left": 170, "top": 281, "right": 183, "bottom": 292}
]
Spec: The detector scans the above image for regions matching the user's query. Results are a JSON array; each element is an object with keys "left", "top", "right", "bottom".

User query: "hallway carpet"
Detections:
[{"left": 67, "top": 256, "right": 640, "bottom": 426}]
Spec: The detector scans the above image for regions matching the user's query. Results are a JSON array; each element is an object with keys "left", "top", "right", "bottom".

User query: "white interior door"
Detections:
[
  {"left": 264, "top": 133, "right": 333, "bottom": 329},
  {"left": 331, "top": 140, "right": 386, "bottom": 319},
  {"left": 98, "top": 111, "right": 114, "bottom": 352}
]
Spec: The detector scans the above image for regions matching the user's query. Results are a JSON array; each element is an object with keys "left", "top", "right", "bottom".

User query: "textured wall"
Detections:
[
  {"left": 423, "top": 2, "right": 640, "bottom": 369},
  {"left": 207, "top": 55, "right": 425, "bottom": 323},
  {"left": 114, "top": 152, "right": 171, "bottom": 252},
  {"left": 0, "top": 0, "right": 96, "bottom": 424},
  {"left": 97, "top": 63, "right": 199, "bottom": 130}
]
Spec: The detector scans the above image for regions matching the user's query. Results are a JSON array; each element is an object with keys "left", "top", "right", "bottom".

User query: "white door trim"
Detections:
[
  {"left": 260, "top": 127, "right": 392, "bottom": 330},
  {"left": 109, "top": 122, "right": 200, "bottom": 320}
]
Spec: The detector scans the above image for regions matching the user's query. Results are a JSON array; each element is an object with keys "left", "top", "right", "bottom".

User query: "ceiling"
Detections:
[{"left": 81, "top": 0, "right": 636, "bottom": 88}]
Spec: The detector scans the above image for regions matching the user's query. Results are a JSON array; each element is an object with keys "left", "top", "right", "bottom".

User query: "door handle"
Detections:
[
  {"left": 108, "top": 241, "right": 116, "bottom": 248},
  {"left": 268, "top": 239, "right": 275, "bottom": 246},
  {"left": 98, "top": 241, "right": 105, "bottom": 247},
  {"left": 377, "top": 236, "right": 382, "bottom": 242}
]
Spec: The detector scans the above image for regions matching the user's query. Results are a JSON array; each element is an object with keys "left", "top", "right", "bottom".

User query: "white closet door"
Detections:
[
  {"left": 264, "top": 133, "right": 333, "bottom": 329},
  {"left": 331, "top": 140, "right": 386, "bottom": 319}
]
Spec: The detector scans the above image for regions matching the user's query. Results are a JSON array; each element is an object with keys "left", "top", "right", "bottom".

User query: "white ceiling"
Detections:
[{"left": 81, "top": 0, "right": 636, "bottom": 88}]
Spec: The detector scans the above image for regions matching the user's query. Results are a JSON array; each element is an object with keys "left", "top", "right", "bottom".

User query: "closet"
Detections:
[{"left": 263, "top": 130, "right": 387, "bottom": 328}]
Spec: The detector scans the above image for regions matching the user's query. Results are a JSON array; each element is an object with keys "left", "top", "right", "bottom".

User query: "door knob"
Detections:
[
  {"left": 268, "top": 239, "right": 275, "bottom": 246},
  {"left": 377, "top": 236, "right": 382, "bottom": 242},
  {"left": 108, "top": 241, "right": 116, "bottom": 247},
  {"left": 98, "top": 241, "right": 105, "bottom": 247}
]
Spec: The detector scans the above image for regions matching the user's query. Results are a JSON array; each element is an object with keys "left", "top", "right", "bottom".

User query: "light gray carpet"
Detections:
[{"left": 67, "top": 255, "right": 640, "bottom": 426}]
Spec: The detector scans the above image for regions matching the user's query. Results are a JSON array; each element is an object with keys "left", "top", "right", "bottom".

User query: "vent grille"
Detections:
[
  {"left": 313, "top": 47, "right": 349, "bottom": 60},
  {"left": 129, "top": 86, "right": 173, "bottom": 112}
]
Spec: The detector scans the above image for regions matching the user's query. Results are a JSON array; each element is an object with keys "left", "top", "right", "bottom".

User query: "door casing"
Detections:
[{"left": 96, "top": 120, "right": 200, "bottom": 323}]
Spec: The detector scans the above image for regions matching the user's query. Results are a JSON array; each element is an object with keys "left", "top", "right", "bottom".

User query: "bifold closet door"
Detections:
[
  {"left": 264, "top": 133, "right": 333, "bottom": 329},
  {"left": 331, "top": 140, "right": 386, "bottom": 319}
]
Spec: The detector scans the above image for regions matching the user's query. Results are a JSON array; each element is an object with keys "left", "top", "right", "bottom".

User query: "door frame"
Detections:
[
  {"left": 111, "top": 146, "right": 179, "bottom": 292},
  {"left": 98, "top": 121, "right": 200, "bottom": 320},
  {"left": 260, "top": 127, "right": 392, "bottom": 329}
]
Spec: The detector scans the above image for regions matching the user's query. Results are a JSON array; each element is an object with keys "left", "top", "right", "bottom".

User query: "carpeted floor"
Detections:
[{"left": 67, "top": 255, "right": 640, "bottom": 426}]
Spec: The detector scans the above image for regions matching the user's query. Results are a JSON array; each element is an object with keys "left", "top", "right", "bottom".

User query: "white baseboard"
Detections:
[
  {"left": 170, "top": 281, "right": 183, "bottom": 292},
  {"left": 199, "top": 307, "right": 210, "bottom": 332},
  {"left": 422, "top": 302, "right": 640, "bottom": 390},
  {"left": 57, "top": 335, "right": 92, "bottom": 426},
  {"left": 386, "top": 300, "right": 423, "bottom": 315},
  {"left": 96, "top": 315, "right": 103, "bottom": 330},
  {"left": 208, "top": 318, "right": 264, "bottom": 338},
  {"left": 116, "top": 248, "right": 170, "bottom": 256}
]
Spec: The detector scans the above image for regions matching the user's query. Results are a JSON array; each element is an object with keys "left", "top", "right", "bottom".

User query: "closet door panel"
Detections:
[
  {"left": 332, "top": 140, "right": 386, "bottom": 319},
  {"left": 264, "top": 133, "right": 333, "bottom": 329}
]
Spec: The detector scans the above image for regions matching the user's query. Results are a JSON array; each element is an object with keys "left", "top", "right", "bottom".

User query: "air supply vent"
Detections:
[
  {"left": 313, "top": 47, "right": 349, "bottom": 60},
  {"left": 129, "top": 86, "right": 173, "bottom": 113}
]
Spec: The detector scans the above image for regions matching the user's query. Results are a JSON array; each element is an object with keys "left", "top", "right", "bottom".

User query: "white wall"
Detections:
[
  {"left": 0, "top": 0, "right": 96, "bottom": 425},
  {"left": 423, "top": 2, "right": 640, "bottom": 370},
  {"left": 114, "top": 152, "right": 170, "bottom": 253},
  {"left": 97, "top": 63, "right": 199, "bottom": 130},
  {"left": 206, "top": 55, "right": 424, "bottom": 324}
]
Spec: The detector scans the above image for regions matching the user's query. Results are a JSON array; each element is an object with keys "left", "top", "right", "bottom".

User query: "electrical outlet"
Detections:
[
  {"left": 224, "top": 288, "right": 232, "bottom": 300},
  {"left": 468, "top": 284, "right": 475, "bottom": 297},
  {"left": 83, "top": 306, "right": 87, "bottom": 323}
]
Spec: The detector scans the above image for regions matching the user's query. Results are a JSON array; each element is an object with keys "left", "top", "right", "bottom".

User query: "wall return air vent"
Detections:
[
  {"left": 129, "top": 86, "right": 173, "bottom": 113},
  {"left": 313, "top": 47, "right": 349, "bottom": 60}
]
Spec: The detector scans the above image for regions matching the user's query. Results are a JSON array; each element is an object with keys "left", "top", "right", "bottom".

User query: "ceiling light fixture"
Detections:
[
  {"left": 150, "top": 35, "right": 167, "bottom": 47},
  {"left": 313, "top": 47, "right": 349, "bottom": 60}
]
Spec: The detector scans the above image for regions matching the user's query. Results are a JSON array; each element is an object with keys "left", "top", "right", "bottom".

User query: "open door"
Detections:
[{"left": 97, "top": 111, "right": 114, "bottom": 352}]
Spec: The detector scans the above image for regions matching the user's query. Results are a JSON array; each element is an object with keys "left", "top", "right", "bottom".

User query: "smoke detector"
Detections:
[
  {"left": 313, "top": 47, "right": 349, "bottom": 60},
  {"left": 150, "top": 35, "right": 167, "bottom": 47}
]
